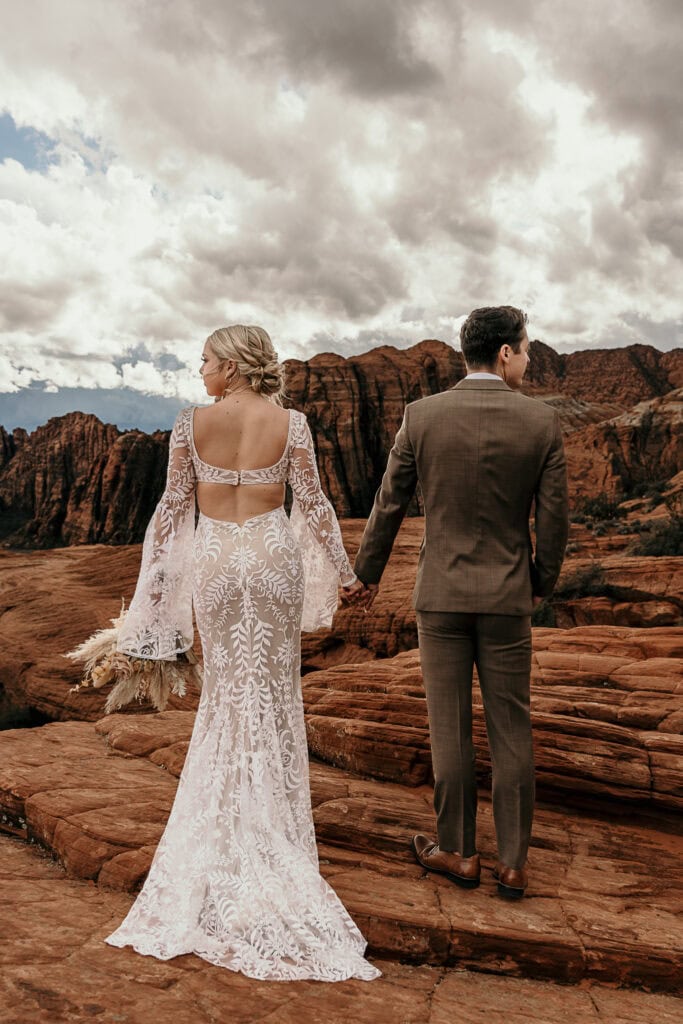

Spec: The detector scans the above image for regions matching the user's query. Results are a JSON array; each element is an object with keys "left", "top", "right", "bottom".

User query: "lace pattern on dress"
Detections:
[
  {"left": 116, "top": 407, "right": 196, "bottom": 660},
  {"left": 287, "top": 411, "right": 356, "bottom": 630},
  {"left": 117, "top": 406, "right": 355, "bottom": 660},
  {"left": 105, "top": 506, "right": 380, "bottom": 981}
]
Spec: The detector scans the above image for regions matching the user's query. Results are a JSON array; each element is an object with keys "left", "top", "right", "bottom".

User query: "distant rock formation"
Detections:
[
  {"left": 565, "top": 388, "right": 683, "bottom": 500},
  {"left": 1, "top": 339, "right": 682, "bottom": 548},
  {"left": 0, "top": 413, "right": 168, "bottom": 547},
  {"left": 0, "top": 425, "right": 26, "bottom": 470},
  {"left": 284, "top": 339, "right": 462, "bottom": 515},
  {"left": 525, "top": 341, "right": 683, "bottom": 407}
]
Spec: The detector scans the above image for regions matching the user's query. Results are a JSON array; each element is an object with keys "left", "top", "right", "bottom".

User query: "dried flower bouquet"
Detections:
[{"left": 65, "top": 601, "right": 202, "bottom": 713}]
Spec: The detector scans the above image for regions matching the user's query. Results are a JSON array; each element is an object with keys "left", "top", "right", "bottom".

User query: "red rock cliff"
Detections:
[
  {"left": 0, "top": 413, "right": 168, "bottom": 547},
  {"left": 1, "top": 340, "right": 682, "bottom": 548}
]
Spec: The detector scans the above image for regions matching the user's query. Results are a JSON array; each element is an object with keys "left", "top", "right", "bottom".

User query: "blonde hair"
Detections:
[{"left": 206, "top": 324, "right": 285, "bottom": 404}]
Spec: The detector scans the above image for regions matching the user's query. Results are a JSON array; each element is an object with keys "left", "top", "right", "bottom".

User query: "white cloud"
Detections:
[{"left": 0, "top": 0, "right": 681, "bottom": 404}]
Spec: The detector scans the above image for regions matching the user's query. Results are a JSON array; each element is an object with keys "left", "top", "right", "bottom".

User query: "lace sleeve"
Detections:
[
  {"left": 288, "top": 411, "right": 355, "bottom": 631},
  {"left": 116, "top": 407, "right": 197, "bottom": 659}
]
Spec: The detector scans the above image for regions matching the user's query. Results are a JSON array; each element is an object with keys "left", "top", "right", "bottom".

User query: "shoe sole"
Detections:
[
  {"left": 410, "top": 838, "right": 480, "bottom": 889},
  {"left": 496, "top": 882, "right": 525, "bottom": 899},
  {"left": 493, "top": 871, "right": 526, "bottom": 900}
]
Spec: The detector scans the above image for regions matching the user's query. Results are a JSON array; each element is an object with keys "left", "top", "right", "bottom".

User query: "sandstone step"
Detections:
[
  {"left": 0, "top": 717, "right": 681, "bottom": 993},
  {"left": 302, "top": 631, "right": 683, "bottom": 809},
  {"left": 3, "top": 833, "right": 681, "bottom": 1024},
  {"left": 1, "top": 540, "right": 680, "bottom": 726}
]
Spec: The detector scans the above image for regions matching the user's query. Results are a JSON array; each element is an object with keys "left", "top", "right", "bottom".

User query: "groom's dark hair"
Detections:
[{"left": 460, "top": 306, "right": 528, "bottom": 368}]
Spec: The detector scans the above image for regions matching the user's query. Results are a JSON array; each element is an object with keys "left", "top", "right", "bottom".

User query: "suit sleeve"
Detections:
[
  {"left": 353, "top": 407, "right": 418, "bottom": 585},
  {"left": 532, "top": 412, "right": 569, "bottom": 598}
]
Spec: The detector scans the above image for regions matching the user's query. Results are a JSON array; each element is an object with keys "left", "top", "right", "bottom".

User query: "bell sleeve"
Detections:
[
  {"left": 287, "top": 411, "right": 356, "bottom": 631},
  {"left": 116, "top": 406, "right": 197, "bottom": 660}
]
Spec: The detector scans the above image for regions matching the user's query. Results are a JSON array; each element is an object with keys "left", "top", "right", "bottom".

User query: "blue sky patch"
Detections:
[{"left": 0, "top": 112, "right": 58, "bottom": 170}]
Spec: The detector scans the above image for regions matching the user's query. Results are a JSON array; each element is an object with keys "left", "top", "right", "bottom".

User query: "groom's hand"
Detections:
[
  {"left": 358, "top": 583, "right": 379, "bottom": 611},
  {"left": 339, "top": 579, "right": 365, "bottom": 606}
]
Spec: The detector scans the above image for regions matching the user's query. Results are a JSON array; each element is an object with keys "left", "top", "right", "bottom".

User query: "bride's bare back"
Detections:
[{"left": 192, "top": 395, "right": 290, "bottom": 525}]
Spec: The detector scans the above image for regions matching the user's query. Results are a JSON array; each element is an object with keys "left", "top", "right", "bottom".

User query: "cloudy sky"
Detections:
[{"left": 1, "top": 0, "right": 681, "bottom": 429}]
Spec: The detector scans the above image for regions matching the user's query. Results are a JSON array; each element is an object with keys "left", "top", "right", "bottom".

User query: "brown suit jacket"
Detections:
[{"left": 354, "top": 378, "right": 569, "bottom": 615}]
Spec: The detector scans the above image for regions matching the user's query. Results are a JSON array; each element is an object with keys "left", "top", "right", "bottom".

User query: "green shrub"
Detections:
[
  {"left": 628, "top": 512, "right": 683, "bottom": 557},
  {"left": 624, "top": 478, "right": 668, "bottom": 501},
  {"left": 572, "top": 493, "right": 625, "bottom": 523},
  {"left": 532, "top": 601, "right": 557, "bottom": 628},
  {"left": 553, "top": 562, "right": 618, "bottom": 600}
]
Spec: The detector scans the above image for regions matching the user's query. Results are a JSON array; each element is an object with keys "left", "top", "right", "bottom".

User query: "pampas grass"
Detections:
[{"left": 65, "top": 600, "right": 202, "bottom": 713}]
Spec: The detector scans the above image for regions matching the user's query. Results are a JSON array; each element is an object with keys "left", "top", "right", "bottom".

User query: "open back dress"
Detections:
[{"left": 104, "top": 405, "right": 380, "bottom": 982}]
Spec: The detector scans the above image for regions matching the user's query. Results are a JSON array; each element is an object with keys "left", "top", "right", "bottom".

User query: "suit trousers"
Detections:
[{"left": 416, "top": 611, "right": 534, "bottom": 870}]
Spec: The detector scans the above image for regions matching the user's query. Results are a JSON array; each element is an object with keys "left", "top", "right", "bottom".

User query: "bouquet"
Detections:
[{"left": 65, "top": 600, "right": 202, "bottom": 714}]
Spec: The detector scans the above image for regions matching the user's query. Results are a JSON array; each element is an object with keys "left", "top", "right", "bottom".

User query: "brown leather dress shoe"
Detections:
[
  {"left": 411, "top": 834, "right": 481, "bottom": 888},
  {"left": 493, "top": 862, "right": 528, "bottom": 899}
]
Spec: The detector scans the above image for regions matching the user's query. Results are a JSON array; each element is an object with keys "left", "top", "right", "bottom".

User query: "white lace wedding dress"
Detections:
[{"left": 105, "top": 406, "right": 380, "bottom": 982}]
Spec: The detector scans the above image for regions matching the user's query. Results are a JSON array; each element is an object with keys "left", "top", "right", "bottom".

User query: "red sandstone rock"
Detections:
[
  {"left": 564, "top": 389, "right": 683, "bottom": 501},
  {"left": 3, "top": 835, "right": 680, "bottom": 1024},
  {"left": 0, "top": 718, "right": 682, "bottom": 993},
  {"left": 0, "top": 545, "right": 200, "bottom": 727},
  {"left": 0, "top": 536, "right": 679, "bottom": 727},
  {"left": 537, "top": 394, "right": 624, "bottom": 433},
  {"left": 524, "top": 342, "right": 683, "bottom": 409},
  {"left": 284, "top": 339, "right": 464, "bottom": 517},
  {"left": 2, "top": 341, "right": 682, "bottom": 547},
  {"left": 0, "top": 412, "right": 172, "bottom": 548},
  {"left": 301, "top": 631, "right": 683, "bottom": 809},
  {"left": 550, "top": 555, "right": 683, "bottom": 628}
]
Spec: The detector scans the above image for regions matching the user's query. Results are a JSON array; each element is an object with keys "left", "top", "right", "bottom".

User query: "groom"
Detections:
[{"left": 352, "top": 306, "right": 569, "bottom": 898}]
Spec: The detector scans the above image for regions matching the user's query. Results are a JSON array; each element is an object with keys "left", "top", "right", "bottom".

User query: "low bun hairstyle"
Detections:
[{"left": 206, "top": 325, "right": 286, "bottom": 404}]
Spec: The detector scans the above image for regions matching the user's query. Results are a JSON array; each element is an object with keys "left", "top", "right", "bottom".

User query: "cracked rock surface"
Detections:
[
  {"left": 1, "top": 523, "right": 681, "bottom": 1017},
  {"left": 0, "top": 716, "right": 681, "bottom": 994},
  {"left": 302, "top": 633, "right": 683, "bottom": 808},
  {"left": 1, "top": 529, "right": 681, "bottom": 725},
  {"left": 1, "top": 833, "right": 682, "bottom": 1024}
]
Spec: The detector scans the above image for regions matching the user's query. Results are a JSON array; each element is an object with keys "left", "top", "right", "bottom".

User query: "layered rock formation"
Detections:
[
  {"left": 1, "top": 717, "right": 682, "bottom": 994},
  {"left": 2, "top": 340, "right": 682, "bottom": 548},
  {"left": 535, "top": 394, "right": 624, "bottom": 433},
  {"left": 284, "top": 339, "right": 463, "bottom": 516},
  {"left": 1, "top": 532, "right": 680, "bottom": 728},
  {"left": 565, "top": 388, "right": 683, "bottom": 501},
  {"left": 302, "top": 635, "right": 683, "bottom": 809},
  {"left": 524, "top": 341, "right": 683, "bottom": 408},
  {"left": 3, "top": 835, "right": 681, "bottom": 1024},
  {"left": 0, "top": 545, "right": 199, "bottom": 728},
  {"left": 0, "top": 413, "right": 169, "bottom": 548}
]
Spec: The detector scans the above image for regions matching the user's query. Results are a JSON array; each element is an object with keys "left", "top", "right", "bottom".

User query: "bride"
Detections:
[{"left": 104, "top": 324, "right": 380, "bottom": 982}]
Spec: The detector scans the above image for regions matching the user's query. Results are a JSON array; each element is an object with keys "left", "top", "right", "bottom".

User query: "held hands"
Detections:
[{"left": 339, "top": 579, "right": 379, "bottom": 612}]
